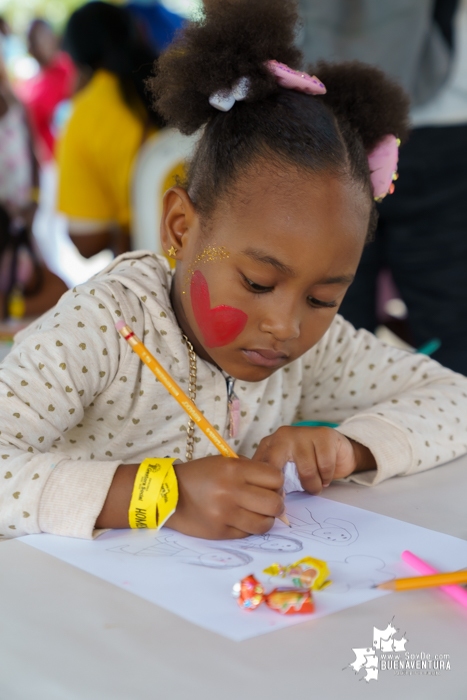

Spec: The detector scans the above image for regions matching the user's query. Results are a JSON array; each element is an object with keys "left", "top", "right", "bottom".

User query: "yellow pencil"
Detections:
[
  {"left": 115, "top": 320, "right": 290, "bottom": 527},
  {"left": 375, "top": 571, "right": 467, "bottom": 591}
]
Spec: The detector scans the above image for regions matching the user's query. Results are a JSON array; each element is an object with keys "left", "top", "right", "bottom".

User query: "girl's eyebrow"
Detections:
[
  {"left": 316, "top": 274, "right": 355, "bottom": 286},
  {"left": 242, "top": 248, "right": 296, "bottom": 276},
  {"left": 242, "top": 247, "right": 354, "bottom": 285}
]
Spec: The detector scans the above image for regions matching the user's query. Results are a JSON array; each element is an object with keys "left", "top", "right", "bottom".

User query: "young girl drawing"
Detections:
[{"left": 1, "top": 0, "right": 467, "bottom": 540}]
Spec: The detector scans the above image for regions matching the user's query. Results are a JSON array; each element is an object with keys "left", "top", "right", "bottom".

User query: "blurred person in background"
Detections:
[
  {"left": 18, "top": 19, "right": 75, "bottom": 163},
  {"left": 57, "top": 1, "right": 165, "bottom": 259},
  {"left": 0, "top": 35, "right": 67, "bottom": 320},
  {"left": 299, "top": 0, "right": 467, "bottom": 374}
]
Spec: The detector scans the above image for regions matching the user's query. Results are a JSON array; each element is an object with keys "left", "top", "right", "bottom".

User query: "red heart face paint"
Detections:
[{"left": 190, "top": 270, "right": 247, "bottom": 347}]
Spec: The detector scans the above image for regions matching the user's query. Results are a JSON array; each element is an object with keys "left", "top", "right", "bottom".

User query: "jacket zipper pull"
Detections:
[{"left": 226, "top": 376, "right": 240, "bottom": 439}]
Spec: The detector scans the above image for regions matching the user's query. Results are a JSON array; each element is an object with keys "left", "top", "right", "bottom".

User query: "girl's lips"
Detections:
[{"left": 242, "top": 349, "right": 289, "bottom": 368}]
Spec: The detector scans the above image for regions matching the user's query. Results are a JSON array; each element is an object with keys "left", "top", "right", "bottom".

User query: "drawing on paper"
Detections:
[
  {"left": 22, "top": 492, "right": 467, "bottom": 642},
  {"left": 324, "top": 555, "right": 395, "bottom": 593},
  {"left": 229, "top": 533, "right": 303, "bottom": 553},
  {"left": 108, "top": 534, "right": 253, "bottom": 569},
  {"left": 285, "top": 507, "right": 359, "bottom": 545}
]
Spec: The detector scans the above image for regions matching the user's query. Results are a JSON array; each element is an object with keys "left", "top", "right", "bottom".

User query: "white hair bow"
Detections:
[{"left": 208, "top": 77, "right": 251, "bottom": 112}]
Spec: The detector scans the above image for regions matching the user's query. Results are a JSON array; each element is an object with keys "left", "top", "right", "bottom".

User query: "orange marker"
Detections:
[{"left": 115, "top": 320, "right": 290, "bottom": 527}]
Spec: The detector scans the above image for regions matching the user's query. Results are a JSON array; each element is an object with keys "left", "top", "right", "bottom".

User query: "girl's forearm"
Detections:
[{"left": 95, "top": 463, "right": 139, "bottom": 528}]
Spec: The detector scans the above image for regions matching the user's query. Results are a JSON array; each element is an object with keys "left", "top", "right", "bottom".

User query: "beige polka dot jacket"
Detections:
[{"left": 1, "top": 252, "right": 466, "bottom": 539}]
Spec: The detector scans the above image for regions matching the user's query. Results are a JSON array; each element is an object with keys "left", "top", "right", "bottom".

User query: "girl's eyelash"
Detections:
[
  {"left": 243, "top": 277, "right": 273, "bottom": 293},
  {"left": 308, "top": 297, "right": 337, "bottom": 309},
  {"left": 243, "top": 276, "right": 337, "bottom": 307}
]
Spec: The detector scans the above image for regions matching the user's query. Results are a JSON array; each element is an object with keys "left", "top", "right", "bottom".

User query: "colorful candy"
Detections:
[
  {"left": 266, "top": 588, "right": 315, "bottom": 615},
  {"left": 233, "top": 557, "right": 330, "bottom": 615},
  {"left": 232, "top": 574, "right": 314, "bottom": 615},
  {"left": 263, "top": 556, "right": 331, "bottom": 591}
]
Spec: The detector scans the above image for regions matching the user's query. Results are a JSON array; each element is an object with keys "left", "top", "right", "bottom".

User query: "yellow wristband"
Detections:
[
  {"left": 128, "top": 458, "right": 178, "bottom": 529},
  {"left": 156, "top": 460, "right": 179, "bottom": 528}
]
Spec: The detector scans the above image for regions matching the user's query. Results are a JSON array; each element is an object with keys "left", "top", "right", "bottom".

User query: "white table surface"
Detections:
[{"left": 1, "top": 456, "right": 467, "bottom": 700}]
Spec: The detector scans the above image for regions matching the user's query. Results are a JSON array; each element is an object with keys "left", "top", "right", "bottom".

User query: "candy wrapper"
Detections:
[
  {"left": 233, "top": 575, "right": 315, "bottom": 615},
  {"left": 263, "top": 556, "right": 331, "bottom": 591},
  {"left": 233, "top": 557, "right": 330, "bottom": 615}
]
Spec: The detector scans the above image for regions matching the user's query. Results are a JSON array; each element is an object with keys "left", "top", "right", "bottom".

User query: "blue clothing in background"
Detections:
[{"left": 127, "top": 2, "right": 184, "bottom": 52}]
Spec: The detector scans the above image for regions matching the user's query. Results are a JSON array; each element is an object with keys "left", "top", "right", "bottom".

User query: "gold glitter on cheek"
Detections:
[
  {"left": 182, "top": 246, "right": 230, "bottom": 293},
  {"left": 195, "top": 246, "right": 230, "bottom": 265}
]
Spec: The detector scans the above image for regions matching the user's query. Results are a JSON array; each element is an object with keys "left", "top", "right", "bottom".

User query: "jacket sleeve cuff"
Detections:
[
  {"left": 336, "top": 415, "right": 413, "bottom": 486},
  {"left": 38, "top": 460, "right": 121, "bottom": 538}
]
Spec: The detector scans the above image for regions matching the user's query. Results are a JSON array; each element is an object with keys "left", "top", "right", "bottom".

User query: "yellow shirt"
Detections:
[{"left": 57, "top": 70, "right": 155, "bottom": 229}]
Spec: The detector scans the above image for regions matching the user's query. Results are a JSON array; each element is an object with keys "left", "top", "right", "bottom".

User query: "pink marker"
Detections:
[{"left": 402, "top": 550, "right": 467, "bottom": 609}]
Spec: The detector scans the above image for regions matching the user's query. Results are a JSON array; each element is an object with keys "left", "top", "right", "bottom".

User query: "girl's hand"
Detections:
[
  {"left": 252, "top": 426, "right": 376, "bottom": 494},
  {"left": 166, "top": 455, "right": 285, "bottom": 540}
]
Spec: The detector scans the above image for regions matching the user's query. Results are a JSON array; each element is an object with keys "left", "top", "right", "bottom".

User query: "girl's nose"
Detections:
[{"left": 259, "top": 308, "right": 300, "bottom": 342}]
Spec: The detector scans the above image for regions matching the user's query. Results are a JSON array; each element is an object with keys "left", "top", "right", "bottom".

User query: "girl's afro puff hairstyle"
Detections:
[
  {"left": 153, "top": 0, "right": 302, "bottom": 135},
  {"left": 150, "top": 0, "right": 410, "bottom": 234}
]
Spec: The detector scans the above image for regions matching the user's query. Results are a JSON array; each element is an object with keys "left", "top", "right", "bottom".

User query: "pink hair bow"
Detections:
[
  {"left": 266, "top": 60, "right": 326, "bottom": 95},
  {"left": 267, "top": 64, "right": 400, "bottom": 199},
  {"left": 208, "top": 61, "right": 326, "bottom": 112},
  {"left": 208, "top": 60, "right": 399, "bottom": 200},
  {"left": 367, "top": 134, "right": 400, "bottom": 201}
]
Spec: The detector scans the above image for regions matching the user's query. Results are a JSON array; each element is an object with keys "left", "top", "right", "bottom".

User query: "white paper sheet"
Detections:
[{"left": 20, "top": 493, "right": 467, "bottom": 641}]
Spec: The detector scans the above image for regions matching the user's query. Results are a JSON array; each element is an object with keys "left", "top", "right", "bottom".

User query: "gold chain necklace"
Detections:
[{"left": 182, "top": 334, "right": 197, "bottom": 461}]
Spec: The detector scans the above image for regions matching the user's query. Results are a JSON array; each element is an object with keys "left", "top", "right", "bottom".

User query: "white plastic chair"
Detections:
[{"left": 131, "top": 129, "right": 197, "bottom": 254}]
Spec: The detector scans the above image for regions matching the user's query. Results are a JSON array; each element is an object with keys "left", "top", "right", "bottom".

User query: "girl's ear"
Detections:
[{"left": 160, "top": 187, "right": 198, "bottom": 260}]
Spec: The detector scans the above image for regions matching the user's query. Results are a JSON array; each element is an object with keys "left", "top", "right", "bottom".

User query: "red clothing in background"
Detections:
[{"left": 18, "top": 52, "right": 75, "bottom": 162}]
